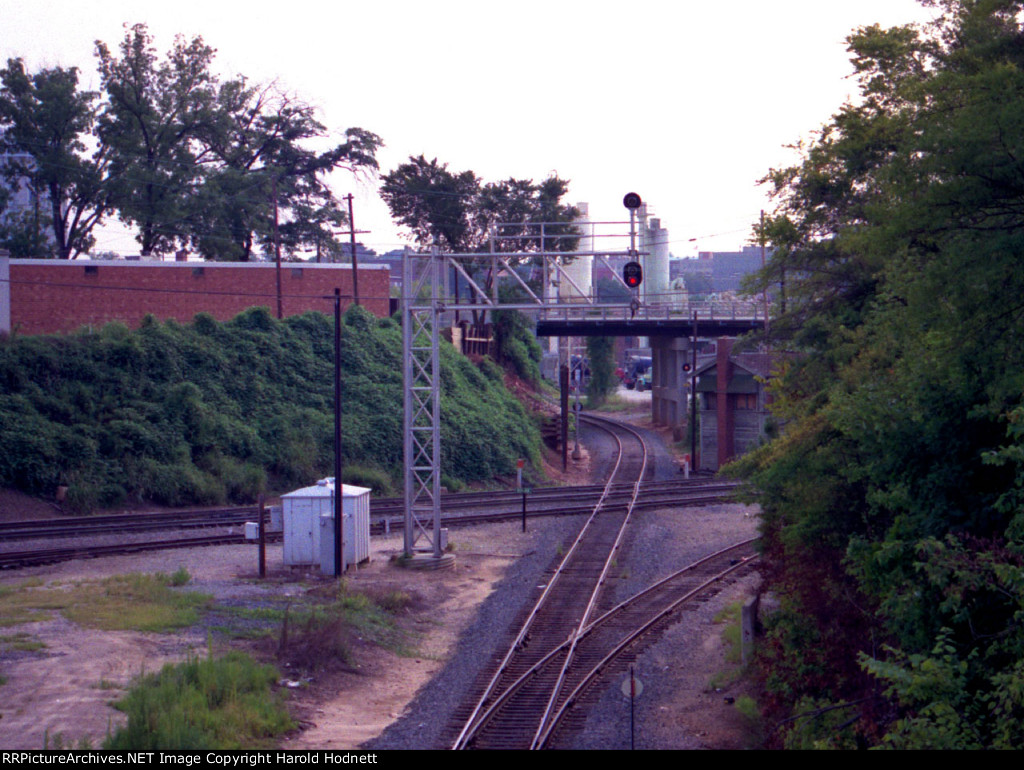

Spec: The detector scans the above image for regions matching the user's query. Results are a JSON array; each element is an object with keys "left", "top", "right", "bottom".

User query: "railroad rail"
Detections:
[
  {"left": 534, "top": 539, "right": 758, "bottom": 747},
  {"left": 451, "top": 413, "right": 651, "bottom": 749},
  {"left": 0, "top": 532, "right": 284, "bottom": 570},
  {"left": 452, "top": 538, "right": 759, "bottom": 749},
  {"left": 0, "top": 479, "right": 736, "bottom": 542}
]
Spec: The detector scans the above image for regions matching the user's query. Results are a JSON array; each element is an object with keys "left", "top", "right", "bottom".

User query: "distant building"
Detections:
[
  {"left": 708, "top": 246, "right": 767, "bottom": 293},
  {"left": 671, "top": 247, "right": 770, "bottom": 295},
  {"left": 0, "top": 146, "right": 54, "bottom": 254},
  {"left": 337, "top": 241, "right": 378, "bottom": 263},
  {"left": 0, "top": 257, "right": 389, "bottom": 335}
]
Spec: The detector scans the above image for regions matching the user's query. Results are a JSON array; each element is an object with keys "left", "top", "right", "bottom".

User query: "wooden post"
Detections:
[
  {"left": 560, "top": 364, "right": 570, "bottom": 471},
  {"left": 258, "top": 495, "right": 266, "bottom": 578}
]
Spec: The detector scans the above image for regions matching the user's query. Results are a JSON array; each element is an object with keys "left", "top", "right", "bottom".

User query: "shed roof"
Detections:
[{"left": 281, "top": 478, "right": 371, "bottom": 499}]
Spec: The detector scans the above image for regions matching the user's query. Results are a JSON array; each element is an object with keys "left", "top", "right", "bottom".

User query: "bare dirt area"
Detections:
[{"left": 0, "top": 524, "right": 545, "bottom": 750}]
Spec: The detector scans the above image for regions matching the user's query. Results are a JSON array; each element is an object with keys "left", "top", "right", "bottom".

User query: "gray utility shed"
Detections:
[{"left": 281, "top": 478, "right": 371, "bottom": 573}]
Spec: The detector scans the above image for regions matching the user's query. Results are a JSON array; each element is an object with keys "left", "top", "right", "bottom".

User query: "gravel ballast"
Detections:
[{"left": 368, "top": 416, "right": 761, "bottom": 750}]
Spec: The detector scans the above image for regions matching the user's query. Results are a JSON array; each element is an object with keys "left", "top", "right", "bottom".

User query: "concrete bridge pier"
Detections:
[{"left": 651, "top": 336, "right": 693, "bottom": 440}]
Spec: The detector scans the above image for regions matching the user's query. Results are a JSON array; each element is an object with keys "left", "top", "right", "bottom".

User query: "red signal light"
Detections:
[{"left": 623, "top": 261, "right": 643, "bottom": 288}]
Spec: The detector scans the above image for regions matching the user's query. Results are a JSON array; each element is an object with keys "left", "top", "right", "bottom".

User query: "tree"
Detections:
[
  {"left": 0, "top": 58, "right": 111, "bottom": 258},
  {"left": 380, "top": 155, "right": 479, "bottom": 251},
  {"left": 585, "top": 337, "right": 615, "bottom": 407},
  {"left": 95, "top": 24, "right": 220, "bottom": 256},
  {"left": 735, "top": 0, "right": 1024, "bottom": 748},
  {"left": 192, "top": 80, "right": 380, "bottom": 261},
  {"left": 381, "top": 156, "right": 580, "bottom": 256},
  {"left": 381, "top": 156, "right": 579, "bottom": 320},
  {"left": 94, "top": 25, "right": 380, "bottom": 260}
]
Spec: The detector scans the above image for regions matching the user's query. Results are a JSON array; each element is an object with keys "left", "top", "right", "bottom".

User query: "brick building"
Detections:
[
  {"left": 695, "top": 338, "right": 779, "bottom": 471},
  {"left": 0, "top": 257, "right": 390, "bottom": 336}
]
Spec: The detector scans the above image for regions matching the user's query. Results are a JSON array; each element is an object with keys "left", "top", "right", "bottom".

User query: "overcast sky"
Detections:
[{"left": 5, "top": 0, "right": 939, "bottom": 257}]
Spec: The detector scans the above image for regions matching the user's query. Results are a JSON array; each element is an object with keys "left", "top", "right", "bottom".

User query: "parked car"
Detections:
[{"left": 622, "top": 357, "right": 651, "bottom": 390}]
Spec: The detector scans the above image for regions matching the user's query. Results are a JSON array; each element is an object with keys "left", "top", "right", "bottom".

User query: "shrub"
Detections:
[
  {"left": 341, "top": 465, "right": 394, "bottom": 497},
  {"left": 104, "top": 652, "right": 293, "bottom": 750}
]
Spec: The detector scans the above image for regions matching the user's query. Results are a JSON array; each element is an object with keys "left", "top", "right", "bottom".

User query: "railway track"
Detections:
[
  {"left": 0, "top": 532, "right": 284, "bottom": 570},
  {"left": 530, "top": 539, "right": 758, "bottom": 748},
  {"left": 0, "top": 479, "right": 735, "bottom": 542},
  {"left": 450, "top": 538, "right": 758, "bottom": 749},
  {"left": 450, "top": 413, "right": 653, "bottom": 749},
  {"left": 1, "top": 475, "right": 738, "bottom": 570}
]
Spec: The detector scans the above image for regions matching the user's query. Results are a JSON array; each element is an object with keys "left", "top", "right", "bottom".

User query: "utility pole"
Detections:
[
  {"left": 346, "top": 194, "right": 360, "bottom": 307},
  {"left": 273, "top": 177, "right": 283, "bottom": 319},
  {"left": 760, "top": 210, "right": 769, "bottom": 338},
  {"left": 334, "top": 288, "right": 344, "bottom": 576}
]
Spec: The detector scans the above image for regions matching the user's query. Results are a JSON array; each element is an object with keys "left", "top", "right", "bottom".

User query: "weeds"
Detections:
[
  {"left": 44, "top": 731, "right": 93, "bottom": 750},
  {"left": 274, "top": 582, "right": 415, "bottom": 672},
  {"left": 104, "top": 651, "right": 293, "bottom": 750},
  {"left": 0, "top": 632, "right": 45, "bottom": 652},
  {"left": 713, "top": 601, "right": 744, "bottom": 665},
  {"left": 733, "top": 694, "right": 764, "bottom": 748},
  {"left": 707, "top": 602, "right": 747, "bottom": 691},
  {"left": 591, "top": 393, "right": 636, "bottom": 413}
]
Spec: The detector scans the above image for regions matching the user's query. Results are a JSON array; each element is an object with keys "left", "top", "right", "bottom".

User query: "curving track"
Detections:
[
  {"left": 451, "top": 413, "right": 653, "bottom": 749},
  {"left": 448, "top": 414, "right": 759, "bottom": 750}
]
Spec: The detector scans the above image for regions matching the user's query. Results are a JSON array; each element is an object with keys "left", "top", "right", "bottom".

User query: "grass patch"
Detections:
[
  {"left": 104, "top": 651, "right": 294, "bottom": 750},
  {"left": 63, "top": 574, "right": 213, "bottom": 632},
  {"left": 733, "top": 694, "right": 764, "bottom": 748},
  {"left": 592, "top": 393, "right": 639, "bottom": 413},
  {"left": 0, "top": 632, "right": 45, "bottom": 652},
  {"left": 168, "top": 567, "right": 192, "bottom": 587},
  {"left": 0, "top": 573, "right": 213, "bottom": 633},
  {"left": 0, "top": 580, "right": 77, "bottom": 626},
  {"left": 43, "top": 732, "right": 93, "bottom": 750},
  {"left": 707, "top": 601, "right": 747, "bottom": 690},
  {"left": 220, "top": 605, "right": 289, "bottom": 623},
  {"left": 205, "top": 603, "right": 291, "bottom": 641},
  {"left": 714, "top": 601, "right": 744, "bottom": 665}
]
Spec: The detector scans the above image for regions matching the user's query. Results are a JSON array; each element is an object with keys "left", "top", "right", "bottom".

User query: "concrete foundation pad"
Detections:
[{"left": 401, "top": 553, "right": 457, "bottom": 571}]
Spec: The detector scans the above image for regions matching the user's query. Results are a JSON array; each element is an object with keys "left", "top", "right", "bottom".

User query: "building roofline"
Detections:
[{"left": 9, "top": 259, "right": 388, "bottom": 270}]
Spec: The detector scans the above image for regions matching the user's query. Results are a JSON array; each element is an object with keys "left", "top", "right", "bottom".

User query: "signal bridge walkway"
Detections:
[{"left": 535, "top": 299, "right": 766, "bottom": 338}]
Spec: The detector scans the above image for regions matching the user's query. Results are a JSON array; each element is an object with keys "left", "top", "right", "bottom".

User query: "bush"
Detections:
[
  {"left": 341, "top": 464, "right": 394, "bottom": 497},
  {"left": 104, "top": 652, "right": 293, "bottom": 750},
  {"left": 493, "top": 309, "right": 541, "bottom": 384}
]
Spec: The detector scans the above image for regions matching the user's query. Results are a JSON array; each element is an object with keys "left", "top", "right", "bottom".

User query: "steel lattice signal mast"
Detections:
[{"left": 400, "top": 200, "right": 646, "bottom": 562}]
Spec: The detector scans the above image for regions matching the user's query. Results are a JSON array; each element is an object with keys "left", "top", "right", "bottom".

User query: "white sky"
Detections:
[{"left": 4, "top": 0, "right": 939, "bottom": 257}]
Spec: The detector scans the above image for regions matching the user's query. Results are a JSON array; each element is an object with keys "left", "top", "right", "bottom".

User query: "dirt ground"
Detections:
[
  {"left": 0, "top": 529, "right": 532, "bottom": 749},
  {"left": 0, "top": 395, "right": 759, "bottom": 751}
]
